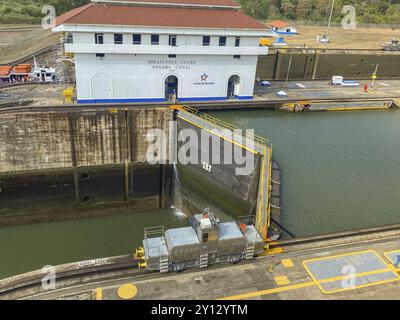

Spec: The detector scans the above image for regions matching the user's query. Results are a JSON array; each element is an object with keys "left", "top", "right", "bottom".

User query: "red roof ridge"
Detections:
[
  {"left": 55, "top": 3, "right": 268, "bottom": 30},
  {"left": 93, "top": 0, "right": 241, "bottom": 7},
  {"left": 268, "top": 20, "right": 290, "bottom": 28},
  {"left": 56, "top": 2, "right": 95, "bottom": 27}
]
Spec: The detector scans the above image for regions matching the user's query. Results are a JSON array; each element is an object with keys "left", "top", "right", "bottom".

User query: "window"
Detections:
[
  {"left": 151, "top": 34, "right": 159, "bottom": 45},
  {"left": 233, "top": 55, "right": 241, "bottom": 59},
  {"left": 96, "top": 53, "right": 105, "bottom": 58},
  {"left": 202, "top": 36, "right": 210, "bottom": 46},
  {"left": 133, "top": 34, "right": 141, "bottom": 45},
  {"left": 169, "top": 35, "right": 177, "bottom": 46},
  {"left": 95, "top": 33, "right": 104, "bottom": 44},
  {"left": 235, "top": 36, "right": 240, "bottom": 47},
  {"left": 168, "top": 54, "right": 176, "bottom": 58},
  {"left": 66, "top": 33, "right": 73, "bottom": 44},
  {"left": 219, "top": 36, "right": 226, "bottom": 46},
  {"left": 114, "top": 33, "right": 123, "bottom": 44}
]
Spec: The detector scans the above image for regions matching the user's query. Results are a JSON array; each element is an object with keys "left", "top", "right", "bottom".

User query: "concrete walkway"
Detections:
[
  {"left": 254, "top": 79, "right": 400, "bottom": 101},
  {"left": 95, "top": 235, "right": 400, "bottom": 300}
]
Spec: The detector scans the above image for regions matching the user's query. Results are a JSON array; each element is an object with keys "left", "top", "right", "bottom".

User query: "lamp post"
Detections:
[{"left": 325, "top": 0, "right": 335, "bottom": 47}]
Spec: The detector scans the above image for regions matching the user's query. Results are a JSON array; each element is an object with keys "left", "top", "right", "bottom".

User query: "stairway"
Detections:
[
  {"left": 245, "top": 243, "right": 255, "bottom": 260},
  {"left": 199, "top": 253, "right": 208, "bottom": 268},
  {"left": 159, "top": 256, "right": 169, "bottom": 273},
  {"left": 159, "top": 237, "right": 169, "bottom": 273}
]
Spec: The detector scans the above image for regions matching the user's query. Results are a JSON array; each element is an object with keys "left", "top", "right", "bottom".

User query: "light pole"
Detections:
[{"left": 325, "top": 0, "right": 335, "bottom": 47}]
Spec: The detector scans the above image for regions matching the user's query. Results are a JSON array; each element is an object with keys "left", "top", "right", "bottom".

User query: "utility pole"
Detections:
[{"left": 325, "top": 0, "right": 335, "bottom": 47}]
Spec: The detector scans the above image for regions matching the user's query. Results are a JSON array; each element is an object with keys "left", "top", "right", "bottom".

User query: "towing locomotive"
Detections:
[{"left": 137, "top": 209, "right": 265, "bottom": 272}]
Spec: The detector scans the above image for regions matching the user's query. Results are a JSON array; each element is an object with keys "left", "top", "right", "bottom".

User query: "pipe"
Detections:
[{"left": 270, "top": 217, "right": 296, "bottom": 238}]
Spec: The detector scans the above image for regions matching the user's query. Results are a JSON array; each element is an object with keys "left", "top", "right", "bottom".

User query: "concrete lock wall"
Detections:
[
  {"left": 0, "top": 108, "right": 173, "bottom": 225},
  {"left": 256, "top": 51, "right": 400, "bottom": 80},
  {"left": 175, "top": 116, "right": 262, "bottom": 218},
  {"left": 0, "top": 107, "right": 262, "bottom": 226}
]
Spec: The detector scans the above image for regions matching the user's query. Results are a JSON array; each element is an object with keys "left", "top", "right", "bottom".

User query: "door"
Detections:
[{"left": 91, "top": 73, "right": 113, "bottom": 102}]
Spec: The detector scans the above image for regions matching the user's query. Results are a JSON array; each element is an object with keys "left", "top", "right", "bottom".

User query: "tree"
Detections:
[
  {"left": 296, "top": 0, "right": 312, "bottom": 19},
  {"left": 281, "top": 0, "right": 297, "bottom": 19}
]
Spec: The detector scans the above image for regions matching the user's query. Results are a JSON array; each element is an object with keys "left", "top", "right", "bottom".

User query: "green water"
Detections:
[
  {"left": 2, "top": 109, "right": 400, "bottom": 279},
  {"left": 210, "top": 109, "right": 400, "bottom": 237},
  {"left": 0, "top": 208, "right": 188, "bottom": 279}
]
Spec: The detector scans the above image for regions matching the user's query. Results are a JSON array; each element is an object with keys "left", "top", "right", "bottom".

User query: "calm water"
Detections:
[
  {"left": 2, "top": 109, "right": 400, "bottom": 279},
  {"left": 210, "top": 109, "right": 400, "bottom": 237},
  {"left": 0, "top": 208, "right": 188, "bottom": 279}
]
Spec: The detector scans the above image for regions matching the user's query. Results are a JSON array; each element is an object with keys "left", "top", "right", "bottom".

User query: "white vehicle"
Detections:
[
  {"left": 29, "top": 57, "right": 56, "bottom": 83},
  {"left": 331, "top": 76, "right": 343, "bottom": 85},
  {"left": 30, "top": 66, "right": 56, "bottom": 83}
]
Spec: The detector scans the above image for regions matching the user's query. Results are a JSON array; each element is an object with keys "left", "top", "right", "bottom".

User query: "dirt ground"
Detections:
[
  {"left": 0, "top": 24, "right": 60, "bottom": 64},
  {"left": 283, "top": 25, "right": 400, "bottom": 49},
  {"left": 0, "top": 22, "right": 399, "bottom": 65}
]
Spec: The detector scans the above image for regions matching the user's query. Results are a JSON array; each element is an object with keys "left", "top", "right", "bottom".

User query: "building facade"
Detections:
[
  {"left": 268, "top": 20, "right": 297, "bottom": 35},
  {"left": 53, "top": 0, "right": 271, "bottom": 103}
]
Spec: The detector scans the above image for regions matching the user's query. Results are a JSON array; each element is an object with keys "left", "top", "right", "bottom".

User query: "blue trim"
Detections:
[
  {"left": 235, "top": 95, "right": 253, "bottom": 100},
  {"left": 77, "top": 96, "right": 253, "bottom": 104},
  {"left": 179, "top": 96, "right": 227, "bottom": 102},
  {"left": 77, "top": 98, "right": 165, "bottom": 104},
  {"left": 274, "top": 31, "right": 297, "bottom": 35}
]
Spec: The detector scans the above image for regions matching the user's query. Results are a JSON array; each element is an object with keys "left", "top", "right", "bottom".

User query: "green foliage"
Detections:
[
  {"left": 0, "top": 0, "right": 399, "bottom": 26},
  {"left": 239, "top": 0, "right": 400, "bottom": 25},
  {"left": 0, "top": 0, "right": 90, "bottom": 24}
]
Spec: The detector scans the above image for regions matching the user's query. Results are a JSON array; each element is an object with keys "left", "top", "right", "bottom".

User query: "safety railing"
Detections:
[
  {"left": 236, "top": 215, "right": 256, "bottom": 226},
  {"left": 172, "top": 104, "right": 271, "bottom": 149},
  {"left": 144, "top": 226, "right": 165, "bottom": 239}
]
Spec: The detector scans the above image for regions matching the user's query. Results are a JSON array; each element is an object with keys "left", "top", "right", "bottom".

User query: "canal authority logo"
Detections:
[{"left": 200, "top": 73, "right": 208, "bottom": 81}]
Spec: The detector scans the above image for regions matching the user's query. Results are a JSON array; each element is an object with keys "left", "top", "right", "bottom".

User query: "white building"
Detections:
[
  {"left": 268, "top": 20, "right": 297, "bottom": 35},
  {"left": 53, "top": 0, "right": 271, "bottom": 104}
]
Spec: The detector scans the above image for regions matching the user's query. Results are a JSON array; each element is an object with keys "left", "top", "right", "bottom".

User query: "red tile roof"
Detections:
[
  {"left": 268, "top": 20, "right": 290, "bottom": 28},
  {"left": 98, "top": 0, "right": 240, "bottom": 7},
  {"left": 56, "top": 3, "right": 267, "bottom": 30}
]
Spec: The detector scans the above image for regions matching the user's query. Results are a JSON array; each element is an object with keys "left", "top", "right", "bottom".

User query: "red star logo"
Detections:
[{"left": 201, "top": 73, "right": 208, "bottom": 81}]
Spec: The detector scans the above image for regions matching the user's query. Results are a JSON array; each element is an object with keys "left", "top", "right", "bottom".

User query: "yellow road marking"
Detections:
[
  {"left": 383, "top": 250, "right": 400, "bottom": 271},
  {"left": 281, "top": 259, "right": 294, "bottom": 268},
  {"left": 217, "top": 282, "right": 315, "bottom": 300},
  {"left": 274, "top": 276, "right": 290, "bottom": 286},
  {"left": 318, "top": 277, "right": 400, "bottom": 295},
  {"left": 95, "top": 288, "right": 103, "bottom": 300},
  {"left": 303, "top": 249, "right": 375, "bottom": 263},
  {"left": 318, "top": 268, "right": 391, "bottom": 283},
  {"left": 117, "top": 283, "right": 138, "bottom": 300},
  {"left": 177, "top": 114, "right": 259, "bottom": 154},
  {"left": 261, "top": 247, "right": 284, "bottom": 255},
  {"left": 303, "top": 249, "right": 400, "bottom": 294}
]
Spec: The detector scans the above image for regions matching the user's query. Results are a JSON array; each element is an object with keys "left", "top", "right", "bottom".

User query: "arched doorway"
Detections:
[
  {"left": 165, "top": 75, "right": 178, "bottom": 101},
  {"left": 227, "top": 75, "right": 240, "bottom": 99}
]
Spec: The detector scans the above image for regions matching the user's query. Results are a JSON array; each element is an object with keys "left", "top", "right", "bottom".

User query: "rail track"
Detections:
[
  {"left": 2, "top": 222, "right": 400, "bottom": 299},
  {"left": 0, "top": 95, "right": 399, "bottom": 114}
]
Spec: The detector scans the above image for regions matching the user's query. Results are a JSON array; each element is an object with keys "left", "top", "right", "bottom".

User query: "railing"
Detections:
[
  {"left": 236, "top": 215, "right": 256, "bottom": 226},
  {"left": 144, "top": 226, "right": 165, "bottom": 239},
  {"left": 173, "top": 104, "right": 271, "bottom": 148}
]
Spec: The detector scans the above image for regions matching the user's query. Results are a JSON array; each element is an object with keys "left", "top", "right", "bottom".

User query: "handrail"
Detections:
[
  {"left": 144, "top": 226, "right": 165, "bottom": 239},
  {"left": 173, "top": 104, "right": 271, "bottom": 148}
]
